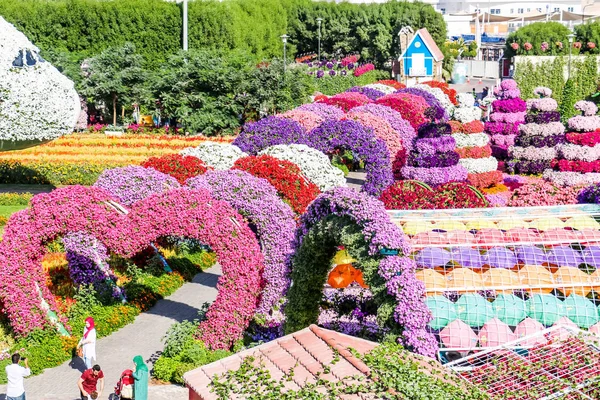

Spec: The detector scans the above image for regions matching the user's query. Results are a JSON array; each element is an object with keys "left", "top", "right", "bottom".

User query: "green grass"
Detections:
[{"left": 0, "top": 205, "right": 27, "bottom": 218}]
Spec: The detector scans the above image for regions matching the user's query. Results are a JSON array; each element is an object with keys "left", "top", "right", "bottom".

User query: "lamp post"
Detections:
[
  {"left": 584, "top": 1, "right": 595, "bottom": 24},
  {"left": 568, "top": 33, "right": 575, "bottom": 79},
  {"left": 183, "top": 0, "right": 188, "bottom": 51},
  {"left": 316, "top": 17, "right": 323, "bottom": 62},
  {"left": 281, "top": 34, "right": 289, "bottom": 73}
]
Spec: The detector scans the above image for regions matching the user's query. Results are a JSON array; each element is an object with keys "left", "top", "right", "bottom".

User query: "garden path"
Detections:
[
  {"left": 346, "top": 171, "right": 366, "bottom": 190},
  {"left": 0, "top": 265, "right": 222, "bottom": 400}
]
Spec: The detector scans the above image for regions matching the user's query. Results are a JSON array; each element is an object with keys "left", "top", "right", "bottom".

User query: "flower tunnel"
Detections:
[
  {"left": 0, "top": 186, "right": 266, "bottom": 350},
  {"left": 283, "top": 187, "right": 437, "bottom": 357}
]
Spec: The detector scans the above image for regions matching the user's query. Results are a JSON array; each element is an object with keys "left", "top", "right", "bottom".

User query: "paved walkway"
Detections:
[{"left": 0, "top": 265, "right": 222, "bottom": 400}]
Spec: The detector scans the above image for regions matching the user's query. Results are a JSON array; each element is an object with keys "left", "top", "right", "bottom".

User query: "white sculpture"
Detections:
[{"left": 0, "top": 17, "right": 80, "bottom": 145}]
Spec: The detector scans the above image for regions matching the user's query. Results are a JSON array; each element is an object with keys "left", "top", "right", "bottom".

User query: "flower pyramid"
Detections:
[
  {"left": 452, "top": 93, "right": 501, "bottom": 189},
  {"left": 401, "top": 121, "right": 468, "bottom": 186},
  {"left": 508, "top": 87, "right": 565, "bottom": 175},
  {"left": 544, "top": 100, "right": 600, "bottom": 186},
  {"left": 485, "top": 79, "right": 526, "bottom": 162}
]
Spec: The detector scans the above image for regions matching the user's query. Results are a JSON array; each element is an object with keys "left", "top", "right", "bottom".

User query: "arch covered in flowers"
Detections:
[
  {"left": 187, "top": 170, "right": 296, "bottom": 327},
  {"left": 0, "top": 186, "right": 265, "bottom": 350},
  {"left": 284, "top": 187, "right": 436, "bottom": 357}
]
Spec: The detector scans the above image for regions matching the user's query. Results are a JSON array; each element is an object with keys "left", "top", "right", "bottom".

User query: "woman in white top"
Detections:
[{"left": 77, "top": 317, "right": 97, "bottom": 369}]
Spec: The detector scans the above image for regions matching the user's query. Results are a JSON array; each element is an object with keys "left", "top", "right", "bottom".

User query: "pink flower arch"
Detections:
[{"left": 0, "top": 186, "right": 265, "bottom": 350}]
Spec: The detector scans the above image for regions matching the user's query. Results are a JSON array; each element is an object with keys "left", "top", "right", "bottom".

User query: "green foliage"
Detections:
[
  {"left": 312, "top": 70, "right": 387, "bottom": 95},
  {"left": 0, "top": 0, "right": 445, "bottom": 71},
  {"left": 284, "top": 215, "right": 395, "bottom": 336},
  {"left": 505, "top": 22, "right": 574, "bottom": 57},
  {"left": 575, "top": 22, "right": 600, "bottom": 55},
  {"left": 0, "top": 193, "right": 33, "bottom": 206},
  {"left": 209, "top": 341, "right": 488, "bottom": 399},
  {"left": 560, "top": 79, "right": 579, "bottom": 124},
  {"left": 14, "top": 329, "right": 70, "bottom": 375},
  {"left": 0, "top": 160, "right": 112, "bottom": 186}
]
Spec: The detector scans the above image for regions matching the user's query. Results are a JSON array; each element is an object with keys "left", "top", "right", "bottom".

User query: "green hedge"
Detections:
[{"left": 0, "top": 0, "right": 446, "bottom": 69}]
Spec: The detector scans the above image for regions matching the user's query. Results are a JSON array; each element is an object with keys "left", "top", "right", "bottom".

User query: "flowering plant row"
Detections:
[
  {"left": 142, "top": 154, "right": 209, "bottom": 184},
  {"left": 379, "top": 181, "right": 487, "bottom": 210},
  {"left": 566, "top": 131, "right": 600, "bottom": 147},
  {"left": 318, "top": 92, "right": 371, "bottom": 112},
  {"left": 552, "top": 159, "right": 600, "bottom": 173},
  {"left": 420, "top": 80, "right": 458, "bottom": 105}
]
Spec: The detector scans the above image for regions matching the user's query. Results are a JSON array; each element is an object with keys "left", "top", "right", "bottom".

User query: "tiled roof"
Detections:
[
  {"left": 417, "top": 28, "right": 444, "bottom": 62},
  {"left": 183, "top": 325, "right": 378, "bottom": 400}
]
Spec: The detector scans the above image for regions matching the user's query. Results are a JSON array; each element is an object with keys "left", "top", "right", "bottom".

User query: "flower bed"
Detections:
[
  {"left": 233, "top": 116, "right": 306, "bottom": 155},
  {"left": 318, "top": 92, "right": 371, "bottom": 112},
  {"left": 486, "top": 80, "right": 525, "bottom": 160},
  {"left": 232, "top": 155, "right": 320, "bottom": 214},
  {"left": 277, "top": 109, "right": 324, "bottom": 132},
  {"left": 376, "top": 93, "right": 430, "bottom": 129},
  {"left": 379, "top": 181, "right": 487, "bottom": 210},
  {"left": 141, "top": 154, "right": 209, "bottom": 184},
  {"left": 350, "top": 104, "right": 416, "bottom": 152}
]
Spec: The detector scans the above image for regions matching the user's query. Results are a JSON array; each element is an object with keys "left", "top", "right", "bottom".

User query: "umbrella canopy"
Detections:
[
  {"left": 527, "top": 294, "right": 565, "bottom": 326},
  {"left": 451, "top": 248, "right": 486, "bottom": 269},
  {"left": 424, "top": 295, "right": 458, "bottom": 330},
  {"left": 497, "top": 219, "right": 529, "bottom": 231},
  {"left": 551, "top": 316, "right": 579, "bottom": 341},
  {"left": 466, "top": 220, "right": 497, "bottom": 231},
  {"left": 540, "top": 229, "right": 580, "bottom": 244},
  {"left": 412, "top": 232, "right": 448, "bottom": 246},
  {"left": 563, "top": 294, "right": 599, "bottom": 329},
  {"left": 475, "top": 229, "right": 507, "bottom": 248},
  {"left": 484, "top": 269, "right": 520, "bottom": 294},
  {"left": 485, "top": 247, "right": 517, "bottom": 269},
  {"left": 415, "top": 247, "right": 453, "bottom": 269},
  {"left": 518, "top": 265, "right": 555, "bottom": 294},
  {"left": 447, "top": 268, "right": 484, "bottom": 293},
  {"left": 456, "top": 293, "right": 495, "bottom": 327},
  {"left": 478, "top": 318, "right": 517, "bottom": 347},
  {"left": 581, "top": 246, "right": 600, "bottom": 269},
  {"left": 433, "top": 220, "right": 467, "bottom": 232},
  {"left": 493, "top": 294, "right": 527, "bottom": 325},
  {"left": 402, "top": 220, "right": 434, "bottom": 236},
  {"left": 553, "top": 267, "right": 593, "bottom": 297},
  {"left": 439, "top": 319, "right": 479, "bottom": 351},
  {"left": 565, "top": 216, "right": 600, "bottom": 231},
  {"left": 515, "top": 318, "right": 548, "bottom": 346},
  {"left": 547, "top": 246, "right": 583, "bottom": 268},
  {"left": 515, "top": 246, "right": 548, "bottom": 265},
  {"left": 416, "top": 269, "right": 447, "bottom": 296},
  {"left": 506, "top": 228, "right": 541, "bottom": 243},
  {"left": 529, "top": 217, "right": 565, "bottom": 231}
]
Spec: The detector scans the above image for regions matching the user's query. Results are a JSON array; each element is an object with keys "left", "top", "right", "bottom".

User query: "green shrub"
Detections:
[
  {"left": 560, "top": 79, "right": 579, "bottom": 123},
  {"left": 152, "top": 356, "right": 180, "bottom": 383},
  {"left": 0, "top": 161, "right": 112, "bottom": 186},
  {"left": 506, "top": 22, "right": 573, "bottom": 57},
  {"left": 0, "top": 193, "right": 33, "bottom": 206}
]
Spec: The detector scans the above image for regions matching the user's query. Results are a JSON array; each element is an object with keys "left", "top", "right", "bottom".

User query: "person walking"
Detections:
[
  {"left": 77, "top": 317, "right": 97, "bottom": 369},
  {"left": 132, "top": 355, "right": 149, "bottom": 400},
  {"left": 5, "top": 353, "right": 30, "bottom": 400},
  {"left": 78, "top": 364, "right": 104, "bottom": 400}
]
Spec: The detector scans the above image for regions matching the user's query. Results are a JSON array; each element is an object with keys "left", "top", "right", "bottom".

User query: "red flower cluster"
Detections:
[
  {"left": 142, "top": 154, "right": 209, "bottom": 184},
  {"left": 319, "top": 92, "right": 371, "bottom": 112},
  {"left": 449, "top": 121, "right": 463, "bottom": 133},
  {"left": 392, "top": 148, "right": 408, "bottom": 180},
  {"left": 566, "top": 131, "right": 600, "bottom": 147},
  {"left": 421, "top": 80, "right": 458, "bottom": 105},
  {"left": 467, "top": 170, "right": 503, "bottom": 188},
  {"left": 379, "top": 181, "right": 487, "bottom": 210},
  {"left": 341, "top": 54, "right": 359, "bottom": 67},
  {"left": 462, "top": 120, "right": 485, "bottom": 134},
  {"left": 376, "top": 80, "right": 405, "bottom": 90},
  {"left": 353, "top": 63, "right": 375, "bottom": 77},
  {"left": 456, "top": 145, "right": 492, "bottom": 159},
  {"left": 232, "top": 155, "right": 320, "bottom": 214},
  {"left": 295, "top": 54, "right": 316, "bottom": 63},
  {"left": 375, "top": 94, "right": 429, "bottom": 129},
  {"left": 552, "top": 159, "right": 600, "bottom": 173}
]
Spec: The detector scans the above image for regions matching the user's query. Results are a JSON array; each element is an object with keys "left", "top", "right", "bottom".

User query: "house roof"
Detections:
[
  {"left": 399, "top": 28, "right": 444, "bottom": 62},
  {"left": 184, "top": 324, "right": 378, "bottom": 399}
]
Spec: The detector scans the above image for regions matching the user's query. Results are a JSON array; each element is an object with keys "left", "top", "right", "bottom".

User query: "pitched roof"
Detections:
[
  {"left": 400, "top": 28, "right": 444, "bottom": 62},
  {"left": 183, "top": 325, "right": 378, "bottom": 400}
]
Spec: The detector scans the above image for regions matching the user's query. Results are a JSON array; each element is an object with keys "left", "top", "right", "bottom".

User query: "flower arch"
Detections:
[
  {"left": 187, "top": 170, "right": 296, "bottom": 327},
  {"left": 284, "top": 187, "right": 436, "bottom": 357},
  {"left": 0, "top": 186, "right": 265, "bottom": 349}
]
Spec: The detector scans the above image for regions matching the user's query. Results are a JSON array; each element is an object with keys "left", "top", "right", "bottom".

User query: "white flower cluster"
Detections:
[
  {"left": 363, "top": 83, "right": 396, "bottom": 95},
  {"left": 459, "top": 157, "right": 498, "bottom": 174},
  {"left": 456, "top": 93, "right": 475, "bottom": 108},
  {"left": 453, "top": 106, "right": 482, "bottom": 124},
  {"left": 414, "top": 84, "right": 455, "bottom": 114},
  {"left": 0, "top": 17, "right": 80, "bottom": 142},
  {"left": 180, "top": 142, "right": 248, "bottom": 170},
  {"left": 452, "top": 133, "right": 489, "bottom": 148},
  {"left": 259, "top": 144, "right": 347, "bottom": 191},
  {"left": 543, "top": 170, "right": 600, "bottom": 186}
]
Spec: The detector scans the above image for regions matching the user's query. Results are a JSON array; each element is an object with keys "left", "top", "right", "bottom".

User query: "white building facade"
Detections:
[{"left": 436, "top": 0, "right": 583, "bottom": 16}]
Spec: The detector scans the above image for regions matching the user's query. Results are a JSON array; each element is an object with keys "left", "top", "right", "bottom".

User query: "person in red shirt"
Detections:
[{"left": 77, "top": 364, "right": 104, "bottom": 400}]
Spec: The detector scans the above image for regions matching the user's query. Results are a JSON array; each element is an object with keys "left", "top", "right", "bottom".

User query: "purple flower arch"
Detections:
[
  {"left": 0, "top": 186, "right": 265, "bottom": 350},
  {"left": 233, "top": 116, "right": 306, "bottom": 155},
  {"left": 283, "top": 187, "right": 437, "bottom": 357},
  {"left": 187, "top": 170, "right": 296, "bottom": 327}
]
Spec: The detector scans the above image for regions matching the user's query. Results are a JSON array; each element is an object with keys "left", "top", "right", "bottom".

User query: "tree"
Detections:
[
  {"left": 559, "top": 79, "right": 578, "bottom": 124},
  {"left": 80, "top": 42, "right": 146, "bottom": 125}
]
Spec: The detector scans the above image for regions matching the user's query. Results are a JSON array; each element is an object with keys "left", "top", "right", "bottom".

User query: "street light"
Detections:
[
  {"left": 568, "top": 33, "right": 575, "bottom": 79},
  {"left": 281, "top": 34, "right": 289, "bottom": 73},
  {"left": 583, "top": 0, "right": 595, "bottom": 24},
  {"left": 316, "top": 17, "right": 323, "bottom": 62}
]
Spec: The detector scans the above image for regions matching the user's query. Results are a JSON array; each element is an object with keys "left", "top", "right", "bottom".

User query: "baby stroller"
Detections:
[{"left": 113, "top": 369, "right": 134, "bottom": 399}]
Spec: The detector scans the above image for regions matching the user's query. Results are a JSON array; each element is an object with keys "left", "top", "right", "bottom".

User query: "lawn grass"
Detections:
[{"left": 0, "top": 205, "right": 27, "bottom": 218}]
